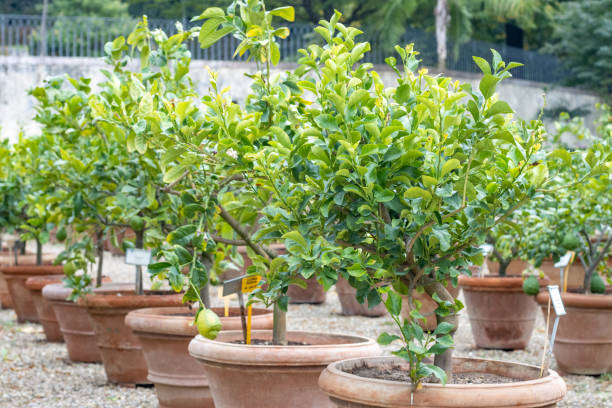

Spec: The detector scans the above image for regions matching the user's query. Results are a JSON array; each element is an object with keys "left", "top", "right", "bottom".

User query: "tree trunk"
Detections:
[
  {"left": 423, "top": 278, "right": 458, "bottom": 380},
  {"left": 434, "top": 0, "right": 450, "bottom": 70},
  {"left": 96, "top": 228, "right": 104, "bottom": 287},
  {"left": 135, "top": 229, "right": 144, "bottom": 295},
  {"left": 498, "top": 259, "right": 510, "bottom": 277},
  {"left": 272, "top": 303, "right": 287, "bottom": 345},
  {"left": 200, "top": 281, "right": 210, "bottom": 308},
  {"left": 40, "top": 0, "right": 48, "bottom": 58},
  {"left": 36, "top": 238, "right": 42, "bottom": 265}
]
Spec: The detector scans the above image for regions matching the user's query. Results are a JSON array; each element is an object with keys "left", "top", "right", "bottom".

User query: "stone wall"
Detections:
[{"left": 0, "top": 56, "right": 600, "bottom": 142}]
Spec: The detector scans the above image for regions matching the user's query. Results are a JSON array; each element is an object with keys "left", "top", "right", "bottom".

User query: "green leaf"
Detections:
[
  {"left": 385, "top": 291, "right": 402, "bottom": 316},
  {"left": 270, "top": 41, "right": 280, "bottom": 66},
  {"left": 377, "top": 332, "right": 400, "bottom": 345},
  {"left": 347, "top": 264, "right": 367, "bottom": 278},
  {"left": 479, "top": 74, "right": 500, "bottom": 100},
  {"left": 191, "top": 7, "right": 225, "bottom": 21},
  {"left": 486, "top": 101, "right": 513, "bottom": 117},
  {"left": 374, "top": 186, "right": 395, "bottom": 203},
  {"left": 472, "top": 56, "right": 491, "bottom": 75},
  {"left": 282, "top": 230, "right": 308, "bottom": 249},
  {"left": 270, "top": 6, "right": 295, "bottom": 22},
  {"left": 139, "top": 93, "right": 153, "bottom": 115},
  {"left": 433, "top": 321, "right": 454, "bottom": 335},
  {"left": 404, "top": 187, "right": 431, "bottom": 201},
  {"left": 440, "top": 158, "right": 461, "bottom": 177},
  {"left": 163, "top": 165, "right": 187, "bottom": 184},
  {"left": 348, "top": 89, "right": 369, "bottom": 108}
]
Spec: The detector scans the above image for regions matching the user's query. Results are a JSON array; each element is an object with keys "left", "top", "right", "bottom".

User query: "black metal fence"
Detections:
[{"left": 0, "top": 14, "right": 568, "bottom": 84}]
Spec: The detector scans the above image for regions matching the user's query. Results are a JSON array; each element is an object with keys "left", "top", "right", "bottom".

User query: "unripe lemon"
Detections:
[
  {"left": 63, "top": 262, "right": 77, "bottom": 275},
  {"left": 56, "top": 227, "right": 67, "bottom": 242},
  {"left": 590, "top": 274, "right": 606, "bottom": 294},
  {"left": 196, "top": 308, "right": 222, "bottom": 340},
  {"left": 130, "top": 216, "right": 145, "bottom": 231},
  {"left": 522, "top": 275, "right": 540, "bottom": 296}
]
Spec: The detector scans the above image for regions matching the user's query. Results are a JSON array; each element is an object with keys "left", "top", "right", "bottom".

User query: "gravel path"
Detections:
[{"left": 1, "top": 247, "right": 611, "bottom": 407}]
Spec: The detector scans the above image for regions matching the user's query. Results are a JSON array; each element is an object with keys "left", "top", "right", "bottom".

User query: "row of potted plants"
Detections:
[{"left": 1, "top": 0, "right": 611, "bottom": 406}]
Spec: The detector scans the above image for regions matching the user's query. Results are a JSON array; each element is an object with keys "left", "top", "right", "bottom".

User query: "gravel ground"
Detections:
[{"left": 1, "top": 246, "right": 611, "bottom": 407}]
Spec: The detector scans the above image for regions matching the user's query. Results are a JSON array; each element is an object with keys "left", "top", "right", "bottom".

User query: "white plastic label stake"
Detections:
[
  {"left": 548, "top": 285, "right": 566, "bottom": 316},
  {"left": 480, "top": 244, "right": 494, "bottom": 257},
  {"left": 554, "top": 252, "right": 573, "bottom": 268},
  {"left": 125, "top": 248, "right": 152, "bottom": 266}
]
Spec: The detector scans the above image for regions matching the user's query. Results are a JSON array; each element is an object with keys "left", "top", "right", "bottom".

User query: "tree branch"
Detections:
[{"left": 217, "top": 204, "right": 278, "bottom": 259}]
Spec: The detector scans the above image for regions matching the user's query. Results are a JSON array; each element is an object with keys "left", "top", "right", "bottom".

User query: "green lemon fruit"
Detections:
[
  {"left": 196, "top": 308, "right": 222, "bottom": 340},
  {"left": 63, "top": 261, "right": 77, "bottom": 275},
  {"left": 590, "top": 274, "right": 606, "bottom": 294},
  {"left": 560, "top": 233, "right": 580, "bottom": 250},
  {"left": 56, "top": 227, "right": 67, "bottom": 242},
  {"left": 523, "top": 275, "right": 540, "bottom": 296},
  {"left": 129, "top": 216, "right": 145, "bottom": 231}
]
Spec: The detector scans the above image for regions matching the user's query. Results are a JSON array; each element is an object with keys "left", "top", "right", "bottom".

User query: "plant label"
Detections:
[
  {"left": 480, "top": 244, "right": 494, "bottom": 256},
  {"left": 125, "top": 248, "right": 152, "bottom": 266},
  {"left": 547, "top": 285, "right": 566, "bottom": 316},
  {"left": 554, "top": 252, "right": 573, "bottom": 268},
  {"left": 241, "top": 275, "right": 262, "bottom": 293},
  {"left": 222, "top": 274, "right": 261, "bottom": 296}
]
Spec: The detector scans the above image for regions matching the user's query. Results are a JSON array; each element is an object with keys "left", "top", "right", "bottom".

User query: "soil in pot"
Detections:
[
  {"left": 25, "top": 274, "right": 65, "bottom": 342},
  {"left": 188, "top": 330, "right": 381, "bottom": 408},
  {"left": 336, "top": 277, "right": 386, "bottom": 317},
  {"left": 401, "top": 281, "right": 460, "bottom": 332},
  {"left": 2, "top": 264, "right": 64, "bottom": 323},
  {"left": 319, "top": 356, "right": 566, "bottom": 407},
  {"left": 459, "top": 275, "right": 543, "bottom": 350},
  {"left": 536, "top": 291, "right": 612, "bottom": 375},
  {"left": 126, "top": 306, "right": 273, "bottom": 408},
  {"left": 80, "top": 283, "right": 183, "bottom": 385},
  {"left": 43, "top": 279, "right": 111, "bottom": 362}
]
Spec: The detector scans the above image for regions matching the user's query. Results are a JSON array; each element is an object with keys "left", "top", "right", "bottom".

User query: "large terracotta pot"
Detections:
[
  {"left": 287, "top": 276, "right": 326, "bottom": 304},
  {"left": 485, "top": 259, "right": 529, "bottom": 276},
  {"left": 539, "top": 259, "right": 585, "bottom": 290},
  {"left": 401, "top": 282, "right": 460, "bottom": 331},
  {"left": 2, "top": 264, "right": 64, "bottom": 322},
  {"left": 126, "top": 306, "right": 273, "bottom": 408},
  {"left": 25, "top": 274, "right": 65, "bottom": 341},
  {"left": 536, "top": 291, "right": 612, "bottom": 374},
  {"left": 189, "top": 330, "right": 381, "bottom": 408},
  {"left": 80, "top": 283, "right": 183, "bottom": 384},
  {"left": 459, "top": 275, "right": 542, "bottom": 349},
  {"left": 45, "top": 282, "right": 114, "bottom": 362},
  {"left": 336, "top": 277, "right": 386, "bottom": 317},
  {"left": 0, "top": 252, "right": 56, "bottom": 309},
  {"left": 318, "top": 356, "right": 566, "bottom": 407}
]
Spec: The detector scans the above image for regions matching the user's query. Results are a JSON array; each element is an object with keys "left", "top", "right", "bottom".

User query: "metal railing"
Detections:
[{"left": 0, "top": 14, "right": 568, "bottom": 84}]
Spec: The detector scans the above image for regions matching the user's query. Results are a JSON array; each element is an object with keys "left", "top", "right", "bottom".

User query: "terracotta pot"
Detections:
[
  {"left": 43, "top": 282, "right": 104, "bottom": 362},
  {"left": 536, "top": 291, "right": 612, "bottom": 375},
  {"left": 318, "top": 356, "right": 566, "bottom": 407},
  {"left": 0, "top": 252, "right": 56, "bottom": 309},
  {"left": 336, "top": 277, "right": 387, "bottom": 317},
  {"left": 459, "top": 275, "right": 543, "bottom": 349},
  {"left": 2, "top": 264, "right": 64, "bottom": 322},
  {"left": 189, "top": 330, "right": 381, "bottom": 408},
  {"left": 287, "top": 276, "right": 326, "bottom": 304},
  {"left": 25, "top": 274, "right": 65, "bottom": 341},
  {"left": 401, "top": 282, "right": 460, "bottom": 331},
  {"left": 126, "top": 306, "right": 273, "bottom": 408},
  {"left": 539, "top": 259, "right": 585, "bottom": 291},
  {"left": 80, "top": 283, "right": 183, "bottom": 384}
]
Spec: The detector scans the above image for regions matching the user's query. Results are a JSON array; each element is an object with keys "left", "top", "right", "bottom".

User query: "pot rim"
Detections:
[
  {"left": 459, "top": 274, "right": 548, "bottom": 290},
  {"left": 536, "top": 291, "right": 612, "bottom": 309},
  {"left": 80, "top": 290, "right": 183, "bottom": 309},
  {"left": 189, "top": 330, "right": 380, "bottom": 367},
  {"left": 126, "top": 306, "right": 273, "bottom": 336},
  {"left": 319, "top": 356, "right": 566, "bottom": 407},
  {"left": 1, "top": 265, "right": 64, "bottom": 277},
  {"left": 25, "top": 274, "right": 65, "bottom": 290}
]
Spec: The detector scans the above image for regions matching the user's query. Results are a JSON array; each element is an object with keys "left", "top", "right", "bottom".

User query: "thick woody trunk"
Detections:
[
  {"left": 36, "top": 238, "right": 42, "bottom": 265},
  {"left": 96, "top": 229, "right": 104, "bottom": 287},
  {"left": 434, "top": 0, "right": 450, "bottom": 70}
]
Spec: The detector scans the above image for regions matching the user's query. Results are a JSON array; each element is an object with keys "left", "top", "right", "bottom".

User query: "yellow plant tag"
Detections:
[
  {"left": 241, "top": 275, "right": 261, "bottom": 293},
  {"left": 246, "top": 304, "right": 253, "bottom": 345}
]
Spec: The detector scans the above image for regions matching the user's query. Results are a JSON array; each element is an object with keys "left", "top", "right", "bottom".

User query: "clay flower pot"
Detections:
[
  {"left": 126, "top": 306, "right": 273, "bottom": 408},
  {"left": 0, "top": 253, "right": 56, "bottom": 309},
  {"left": 2, "top": 264, "right": 64, "bottom": 323},
  {"left": 80, "top": 283, "right": 183, "bottom": 385},
  {"left": 287, "top": 276, "right": 326, "bottom": 304},
  {"left": 485, "top": 259, "right": 529, "bottom": 276},
  {"left": 43, "top": 282, "right": 106, "bottom": 362},
  {"left": 336, "top": 277, "right": 387, "bottom": 317},
  {"left": 536, "top": 291, "right": 612, "bottom": 374},
  {"left": 189, "top": 330, "right": 381, "bottom": 408},
  {"left": 318, "top": 356, "right": 566, "bottom": 407},
  {"left": 25, "top": 274, "right": 65, "bottom": 341},
  {"left": 459, "top": 275, "right": 544, "bottom": 349},
  {"left": 401, "top": 282, "right": 460, "bottom": 331}
]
